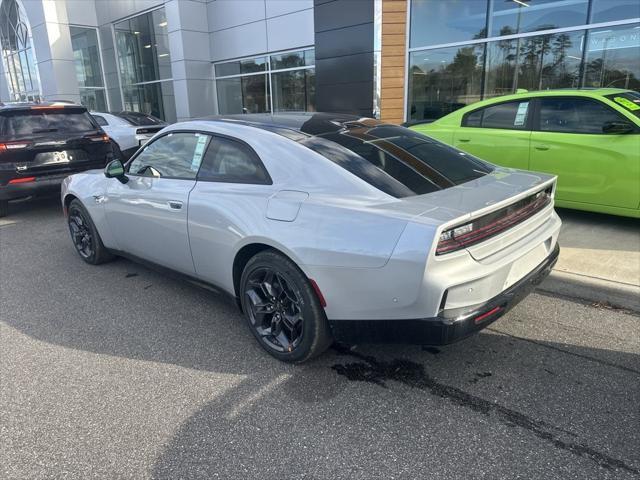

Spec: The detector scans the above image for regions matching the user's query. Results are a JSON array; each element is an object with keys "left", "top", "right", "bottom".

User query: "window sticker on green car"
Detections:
[
  {"left": 463, "top": 101, "right": 531, "bottom": 130},
  {"left": 514, "top": 102, "right": 530, "bottom": 127},
  {"left": 614, "top": 96, "right": 640, "bottom": 111},
  {"left": 605, "top": 92, "right": 640, "bottom": 119}
]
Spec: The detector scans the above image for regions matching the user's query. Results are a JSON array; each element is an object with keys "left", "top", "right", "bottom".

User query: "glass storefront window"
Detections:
[
  {"left": 215, "top": 48, "right": 315, "bottom": 115},
  {"left": 407, "top": 45, "right": 484, "bottom": 121},
  {"left": 485, "top": 30, "right": 583, "bottom": 97},
  {"left": 407, "top": 0, "right": 640, "bottom": 122},
  {"left": 115, "top": 8, "right": 171, "bottom": 85},
  {"left": 490, "top": 0, "right": 589, "bottom": 37},
  {"left": 272, "top": 69, "right": 316, "bottom": 112},
  {"left": 584, "top": 24, "right": 640, "bottom": 91},
  {"left": 70, "top": 27, "right": 103, "bottom": 88},
  {"left": 70, "top": 26, "right": 106, "bottom": 111},
  {"left": 215, "top": 57, "right": 267, "bottom": 77},
  {"left": 123, "top": 81, "right": 176, "bottom": 122},
  {"left": 216, "top": 75, "right": 270, "bottom": 114},
  {"left": 410, "top": 0, "right": 488, "bottom": 47},
  {"left": 114, "top": 8, "right": 174, "bottom": 121},
  {"left": 304, "top": 49, "right": 315, "bottom": 67},
  {"left": 270, "top": 49, "right": 316, "bottom": 70},
  {"left": 590, "top": 0, "right": 640, "bottom": 23},
  {"left": 79, "top": 89, "right": 107, "bottom": 112}
]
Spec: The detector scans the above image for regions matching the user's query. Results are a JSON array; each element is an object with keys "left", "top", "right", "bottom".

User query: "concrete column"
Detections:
[
  {"left": 25, "top": 0, "right": 81, "bottom": 103},
  {"left": 166, "top": 0, "right": 215, "bottom": 121}
]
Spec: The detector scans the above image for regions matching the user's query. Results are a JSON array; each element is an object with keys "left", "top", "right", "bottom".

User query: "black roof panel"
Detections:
[{"left": 201, "top": 112, "right": 384, "bottom": 138}]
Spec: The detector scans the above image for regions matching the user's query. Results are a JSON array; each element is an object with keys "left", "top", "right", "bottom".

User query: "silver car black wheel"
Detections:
[
  {"left": 68, "top": 209, "right": 94, "bottom": 259},
  {"left": 245, "top": 267, "right": 304, "bottom": 353},
  {"left": 66, "top": 199, "right": 115, "bottom": 265}
]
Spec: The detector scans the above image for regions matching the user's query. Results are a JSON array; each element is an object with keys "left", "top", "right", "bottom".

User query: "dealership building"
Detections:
[{"left": 0, "top": 0, "right": 638, "bottom": 124}]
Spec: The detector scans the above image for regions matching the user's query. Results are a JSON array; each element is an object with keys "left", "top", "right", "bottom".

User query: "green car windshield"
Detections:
[{"left": 605, "top": 92, "right": 640, "bottom": 119}]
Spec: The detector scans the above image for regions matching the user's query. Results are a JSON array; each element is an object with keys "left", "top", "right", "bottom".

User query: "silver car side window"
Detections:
[
  {"left": 197, "top": 136, "right": 272, "bottom": 185},
  {"left": 128, "top": 132, "right": 211, "bottom": 179}
]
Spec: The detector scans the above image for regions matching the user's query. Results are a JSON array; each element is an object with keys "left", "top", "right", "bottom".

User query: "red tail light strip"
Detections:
[
  {"left": 437, "top": 188, "right": 552, "bottom": 255},
  {"left": 8, "top": 176, "right": 36, "bottom": 184},
  {"left": 0, "top": 142, "right": 31, "bottom": 151},
  {"left": 86, "top": 134, "right": 110, "bottom": 142}
]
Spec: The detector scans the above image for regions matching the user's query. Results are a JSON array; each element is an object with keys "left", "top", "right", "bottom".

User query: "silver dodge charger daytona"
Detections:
[{"left": 62, "top": 113, "right": 561, "bottom": 362}]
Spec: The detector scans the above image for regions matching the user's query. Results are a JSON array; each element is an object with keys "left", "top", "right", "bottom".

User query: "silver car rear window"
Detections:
[{"left": 301, "top": 124, "right": 493, "bottom": 198}]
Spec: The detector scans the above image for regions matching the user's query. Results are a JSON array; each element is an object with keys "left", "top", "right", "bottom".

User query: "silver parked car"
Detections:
[
  {"left": 61, "top": 113, "right": 561, "bottom": 362},
  {"left": 90, "top": 111, "right": 166, "bottom": 160}
]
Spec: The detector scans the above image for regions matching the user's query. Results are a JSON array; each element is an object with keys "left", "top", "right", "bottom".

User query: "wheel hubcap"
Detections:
[
  {"left": 244, "top": 268, "right": 303, "bottom": 353},
  {"left": 68, "top": 211, "right": 93, "bottom": 259}
]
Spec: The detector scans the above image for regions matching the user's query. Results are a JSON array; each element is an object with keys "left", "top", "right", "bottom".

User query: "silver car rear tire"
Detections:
[{"left": 240, "top": 250, "right": 332, "bottom": 363}]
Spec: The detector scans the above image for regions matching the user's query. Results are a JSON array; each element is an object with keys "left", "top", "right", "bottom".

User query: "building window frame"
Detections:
[{"left": 213, "top": 46, "right": 316, "bottom": 115}]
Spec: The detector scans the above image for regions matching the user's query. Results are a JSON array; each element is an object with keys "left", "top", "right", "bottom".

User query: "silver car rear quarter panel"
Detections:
[
  {"left": 305, "top": 175, "right": 560, "bottom": 321},
  {"left": 305, "top": 206, "right": 560, "bottom": 321}
]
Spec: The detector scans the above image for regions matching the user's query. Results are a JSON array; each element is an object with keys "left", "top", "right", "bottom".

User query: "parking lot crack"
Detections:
[{"left": 331, "top": 345, "right": 639, "bottom": 475}]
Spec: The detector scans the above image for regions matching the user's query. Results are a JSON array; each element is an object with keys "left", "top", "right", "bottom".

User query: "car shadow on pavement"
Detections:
[
  {"left": 147, "top": 328, "right": 640, "bottom": 479},
  {"left": 1, "top": 195, "right": 62, "bottom": 220},
  {"left": 2, "top": 195, "right": 639, "bottom": 479}
]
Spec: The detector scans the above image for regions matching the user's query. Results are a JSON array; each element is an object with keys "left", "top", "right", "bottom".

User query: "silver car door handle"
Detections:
[
  {"left": 534, "top": 144, "right": 550, "bottom": 151},
  {"left": 168, "top": 201, "right": 183, "bottom": 210}
]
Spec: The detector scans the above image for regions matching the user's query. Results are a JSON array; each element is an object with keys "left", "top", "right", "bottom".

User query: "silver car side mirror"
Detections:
[{"left": 105, "top": 159, "right": 128, "bottom": 184}]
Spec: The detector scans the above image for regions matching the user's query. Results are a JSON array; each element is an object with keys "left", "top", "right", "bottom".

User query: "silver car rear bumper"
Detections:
[{"left": 327, "top": 243, "right": 559, "bottom": 345}]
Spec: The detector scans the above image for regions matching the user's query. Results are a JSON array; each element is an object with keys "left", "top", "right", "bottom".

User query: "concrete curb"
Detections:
[{"left": 538, "top": 270, "right": 640, "bottom": 313}]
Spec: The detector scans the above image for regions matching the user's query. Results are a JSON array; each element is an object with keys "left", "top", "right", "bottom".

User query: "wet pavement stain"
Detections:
[{"left": 330, "top": 344, "right": 638, "bottom": 475}]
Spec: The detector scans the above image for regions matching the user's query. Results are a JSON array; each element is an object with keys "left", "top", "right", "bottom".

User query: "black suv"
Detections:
[{"left": 0, "top": 102, "right": 113, "bottom": 217}]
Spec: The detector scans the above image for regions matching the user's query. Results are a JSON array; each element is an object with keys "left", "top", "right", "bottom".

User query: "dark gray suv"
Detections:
[{"left": 0, "top": 102, "right": 113, "bottom": 217}]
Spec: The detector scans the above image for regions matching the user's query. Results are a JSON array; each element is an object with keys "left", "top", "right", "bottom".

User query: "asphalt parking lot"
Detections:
[{"left": 1, "top": 198, "right": 639, "bottom": 480}]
